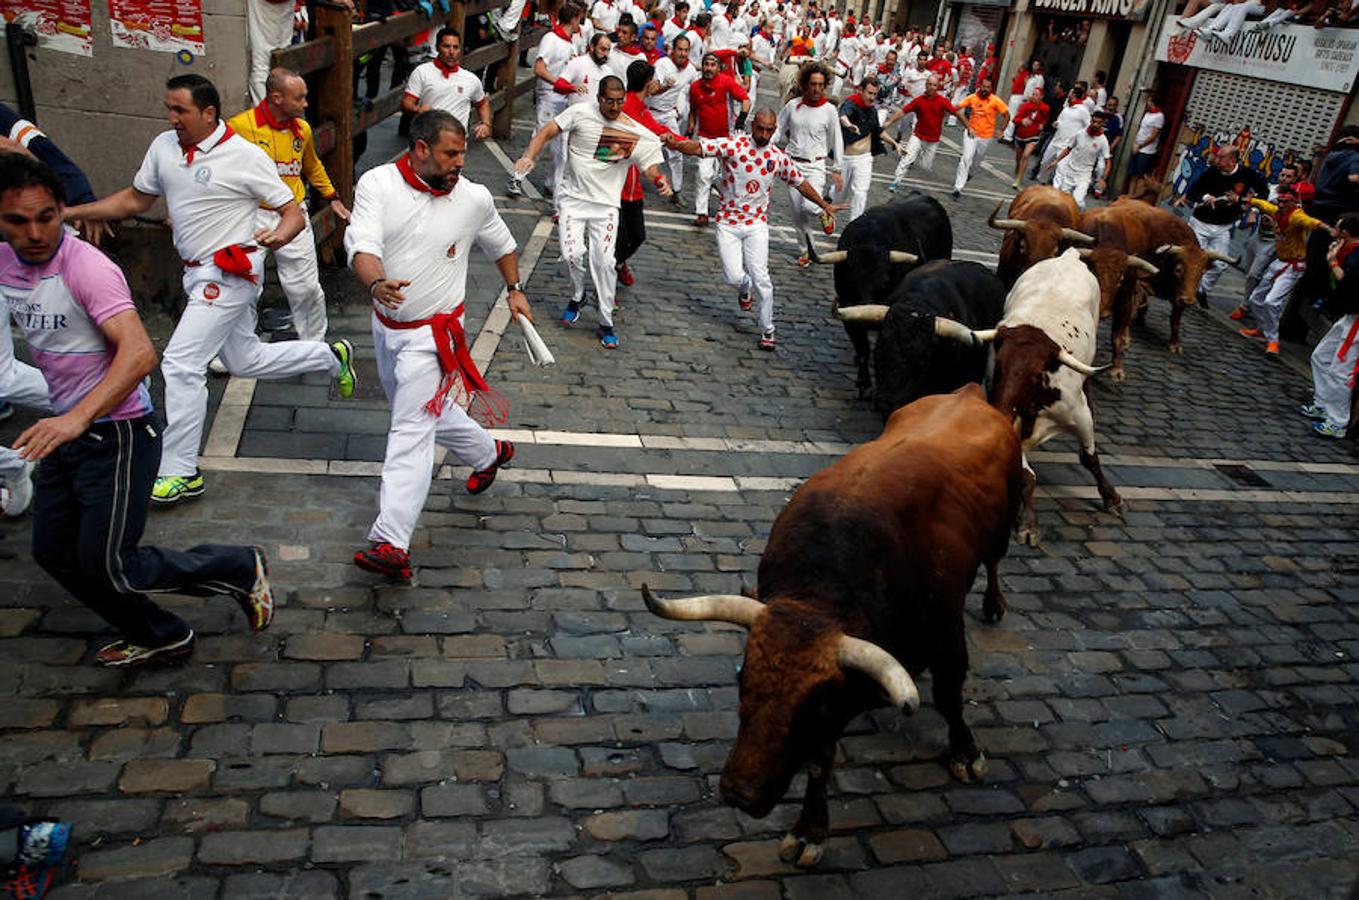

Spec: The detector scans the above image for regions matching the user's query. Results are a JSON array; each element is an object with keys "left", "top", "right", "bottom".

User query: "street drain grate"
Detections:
[{"left": 1214, "top": 464, "right": 1271, "bottom": 488}]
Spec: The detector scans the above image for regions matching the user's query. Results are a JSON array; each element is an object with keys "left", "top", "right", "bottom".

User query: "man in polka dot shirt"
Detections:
[{"left": 673, "top": 107, "right": 839, "bottom": 351}]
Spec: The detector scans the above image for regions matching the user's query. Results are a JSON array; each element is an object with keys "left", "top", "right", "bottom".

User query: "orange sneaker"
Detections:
[
  {"left": 1229, "top": 306, "right": 1249, "bottom": 320},
  {"left": 1239, "top": 327, "right": 1261, "bottom": 337},
  {"left": 1265, "top": 340, "right": 1279, "bottom": 354}
]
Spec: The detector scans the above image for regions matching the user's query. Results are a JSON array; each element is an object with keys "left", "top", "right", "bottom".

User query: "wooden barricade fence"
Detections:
[{"left": 271, "top": 0, "right": 547, "bottom": 253}]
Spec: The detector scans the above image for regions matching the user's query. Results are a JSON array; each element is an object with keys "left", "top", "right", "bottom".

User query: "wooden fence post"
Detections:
[
  {"left": 493, "top": 36, "right": 517, "bottom": 139},
  {"left": 315, "top": 3, "right": 355, "bottom": 212}
]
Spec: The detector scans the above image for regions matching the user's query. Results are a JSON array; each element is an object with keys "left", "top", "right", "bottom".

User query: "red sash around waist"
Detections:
[
  {"left": 183, "top": 244, "right": 259, "bottom": 283},
  {"left": 373, "top": 304, "right": 509, "bottom": 426}
]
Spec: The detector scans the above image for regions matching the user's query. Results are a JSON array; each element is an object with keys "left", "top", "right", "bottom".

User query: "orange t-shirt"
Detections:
[{"left": 958, "top": 92, "right": 1010, "bottom": 139}]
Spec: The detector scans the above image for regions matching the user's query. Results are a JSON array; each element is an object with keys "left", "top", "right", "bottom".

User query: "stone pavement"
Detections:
[{"left": 1, "top": 69, "right": 1358, "bottom": 900}]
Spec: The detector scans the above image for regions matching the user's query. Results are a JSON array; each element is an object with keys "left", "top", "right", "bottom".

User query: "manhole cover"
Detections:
[{"left": 1214, "top": 464, "right": 1271, "bottom": 488}]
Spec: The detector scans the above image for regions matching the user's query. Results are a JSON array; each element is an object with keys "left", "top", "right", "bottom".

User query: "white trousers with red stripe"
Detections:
[
  {"left": 559, "top": 196, "right": 620, "bottom": 328},
  {"left": 715, "top": 220, "right": 775, "bottom": 335},
  {"left": 1246, "top": 257, "right": 1304, "bottom": 343},
  {"left": 369, "top": 314, "right": 497, "bottom": 551},
  {"left": 159, "top": 258, "right": 338, "bottom": 478},
  {"left": 1310, "top": 313, "right": 1358, "bottom": 429}
]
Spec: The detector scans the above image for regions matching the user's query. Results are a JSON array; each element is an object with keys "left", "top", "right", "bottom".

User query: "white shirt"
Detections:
[
  {"left": 608, "top": 46, "right": 648, "bottom": 81},
  {"left": 1055, "top": 129, "right": 1111, "bottom": 182},
  {"left": 1022, "top": 73, "right": 1044, "bottom": 98},
  {"left": 591, "top": 0, "right": 621, "bottom": 33},
  {"left": 899, "top": 66, "right": 930, "bottom": 101},
  {"left": 681, "top": 28, "right": 706, "bottom": 64},
  {"left": 404, "top": 62, "right": 486, "bottom": 130},
  {"left": 1135, "top": 109, "right": 1165, "bottom": 154},
  {"left": 1050, "top": 102, "right": 1091, "bottom": 147},
  {"left": 535, "top": 30, "right": 577, "bottom": 105},
  {"left": 133, "top": 122, "right": 292, "bottom": 263},
  {"left": 648, "top": 56, "right": 699, "bottom": 117},
  {"left": 662, "top": 16, "right": 688, "bottom": 43},
  {"left": 561, "top": 54, "right": 614, "bottom": 107},
  {"left": 1093, "top": 86, "right": 1108, "bottom": 107},
  {"left": 553, "top": 104, "right": 665, "bottom": 206},
  {"left": 702, "top": 134, "right": 804, "bottom": 225},
  {"left": 774, "top": 97, "right": 843, "bottom": 170},
  {"left": 345, "top": 165, "right": 516, "bottom": 323}
]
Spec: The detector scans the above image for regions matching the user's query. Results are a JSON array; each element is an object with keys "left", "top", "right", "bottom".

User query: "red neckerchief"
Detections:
[
  {"left": 182, "top": 124, "right": 235, "bottom": 163},
  {"left": 433, "top": 58, "right": 460, "bottom": 77},
  {"left": 877, "top": 63, "right": 891, "bottom": 74},
  {"left": 846, "top": 93, "right": 870, "bottom": 109},
  {"left": 396, "top": 153, "right": 450, "bottom": 197},
  {"left": 645, "top": 47, "right": 662, "bottom": 63},
  {"left": 617, "top": 43, "right": 642, "bottom": 55},
  {"left": 671, "top": 15, "right": 685, "bottom": 27},
  {"left": 801, "top": 96, "right": 828, "bottom": 107},
  {"left": 254, "top": 102, "right": 302, "bottom": 139},
  {"left": 551, "top": 24, "right": 572, "bottom": 41},
  {"left": 1273, "top": 204, "right": 1297, "bottom": 232}
]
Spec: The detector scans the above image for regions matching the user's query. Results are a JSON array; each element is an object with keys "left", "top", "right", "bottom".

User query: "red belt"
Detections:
[
  {"left": 183, "top": 244, "right": 259, "bottom": 283},
  {"left": 373, "top": 304, "right": 509, "bottom": 426}
]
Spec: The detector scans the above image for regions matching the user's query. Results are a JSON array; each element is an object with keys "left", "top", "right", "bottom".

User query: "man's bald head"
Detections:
[
  {"left": 751, "top": 107, "right": 777, "bottom": 146},
  {"left": 265, "top": 68, "right": 308, "bottom": 121}
]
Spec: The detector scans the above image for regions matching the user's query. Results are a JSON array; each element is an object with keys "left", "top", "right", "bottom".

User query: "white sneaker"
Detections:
[
  {"left": 208, "top": 357, "right": 228, "bottom": 375},
  {"left": 2, "top": 462, "right": 34, "bottom": 517}
]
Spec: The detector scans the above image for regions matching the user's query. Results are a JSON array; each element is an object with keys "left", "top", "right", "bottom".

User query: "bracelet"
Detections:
[{"left": 367, "top": 278, "right": 384, "bottom": 298}]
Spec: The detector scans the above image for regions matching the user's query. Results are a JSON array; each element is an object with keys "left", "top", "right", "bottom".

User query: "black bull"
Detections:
[
  {"left": 833, "top": 261, "right": 1007, "bottom": 417},
  {"left": 811, "top": 194, "right": 954, "bottom": 397}
]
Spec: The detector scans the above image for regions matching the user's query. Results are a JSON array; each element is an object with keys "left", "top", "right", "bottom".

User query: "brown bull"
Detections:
[
  {"left": 1076, "top": 205, "right": 1161, "bottom": 381},
  {"left": 642, "top": 384, "right": 1022, "bottom": 868},
  {"left": 989, "top": 186, "right": 1095, "bottom": 286},
  {"left": 1107, "top": 198, "right": 1235, "bottom": 355}
]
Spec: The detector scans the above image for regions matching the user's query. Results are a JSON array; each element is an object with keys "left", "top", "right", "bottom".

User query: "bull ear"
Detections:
[
  {"left": 837, "top": 635, "right": 920, "bottom": 712},
  {"left": 1056, "top": 350, "right": 1108, "bottom": 377},
  {"left": 641, "top": 584, "right": 763, "bottom": 628}
]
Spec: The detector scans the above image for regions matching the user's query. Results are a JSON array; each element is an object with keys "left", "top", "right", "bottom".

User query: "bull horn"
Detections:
[
  {"left": 1156, "top": 243, "right": 1186, "bottom": 257},
  {"left": 934, "top": 316, "right": 995, "bottom": 346},
  {"left": 805, "top": 236, "right": 847, "bottom": 265},
  {"left": 987, "top": 201, "right": 1028, "bottom": 232},
  {"left": 1077, "top": 248, "right": 1094, "bottom": 259},
  {"left": 1056, "top": 350, "right": 1108, "bottom": 377},
  {"left": 888, "top": 250, "right": 919, "bottom": 264},
  {"left": 1060, "top": 227, "right": 1097, "bottom": 245},
  {"left": 834, "top": 302, "right": 891, "bottom": 323},
  {"left": 1126, "top": 255, "right": 1160, "bottom": 275},
  {"left": 641, "top": 583, "right": 763, "bottom": 628},
  {"left": 837, "top": 634, "right": 920, "bottom": 712},
  {"left": 1204, "top": 249, "right": 1238, "bottom": 264}
]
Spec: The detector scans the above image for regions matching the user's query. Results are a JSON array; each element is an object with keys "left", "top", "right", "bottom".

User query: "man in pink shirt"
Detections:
[{"left": 0, "top": 156, "right": 274, "bottom": 668}]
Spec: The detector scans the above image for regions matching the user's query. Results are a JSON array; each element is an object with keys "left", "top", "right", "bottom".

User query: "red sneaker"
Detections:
[
  {"left": 1228, "top": 306, "right": 1249, "bottom": 320},
  {"left": 354, "top": 542, "right": 412, "bottom": 580},
  {"left": 1239, "top": 327, "right": 1261, "bottom": 338},
  {"left": 738, "top": 289, "right": 752, "bottom": 311},
  {"left": 693, "top": 214, "right": 709, "bottom": 227},
  {"left": 617, "top": 263, "right": 635, "bottom": 286},
  {"left": 467, "top": 440, "right": 515, "bottom": 495},
  {"left": 1265, "top": 340, "right": 1279, "bottom": 354}
]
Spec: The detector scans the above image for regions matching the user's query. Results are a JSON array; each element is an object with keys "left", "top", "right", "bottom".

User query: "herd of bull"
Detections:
[{"left": 640, "top": 189, "right": 1229, "bottom": 869}]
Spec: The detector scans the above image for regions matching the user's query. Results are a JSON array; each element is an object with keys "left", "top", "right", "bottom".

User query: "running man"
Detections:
[
  {"left": 345, "top": 111, "right": 531, "bottom": 581},
  {"left": 65, "top": 74, "right": 355, "bottom": 506},
  {"left": 888, "top": 74, "right": 958, "bottom": 190},
  {"left": 401, "top": 28, "right": 492, "bottom": 139},
  {"left": 688, "top": 52, "right": 751, "bottom": 227},
  {"left": 951, "top": 77, "right": 1009, "bottom": 198},
  {"left": 775, "top": 63, "right": 843, "bottom": 266},
  {"left": 0, "top": 154, "right": 274, "bottom": 668}
]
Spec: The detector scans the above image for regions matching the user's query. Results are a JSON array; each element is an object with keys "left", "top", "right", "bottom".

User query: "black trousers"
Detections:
[
  {"left": 31, "top": 416, "right": 254, "bottom": 648},
  {"left": 615, "top": 198, "right": 646, "bottom": 264}
]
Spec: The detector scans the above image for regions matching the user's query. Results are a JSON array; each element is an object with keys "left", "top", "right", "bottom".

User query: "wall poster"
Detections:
[
  {"left": 108, "top": 0, "right": 203, "bottom": 55},
  {"left": 0, "top": 0, "right": 94, "bottom": 57}
]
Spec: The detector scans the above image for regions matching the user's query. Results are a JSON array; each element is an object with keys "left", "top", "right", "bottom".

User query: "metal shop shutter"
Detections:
[{"left": 1184, "top": 69, "right": 1345, "bottom": 157}]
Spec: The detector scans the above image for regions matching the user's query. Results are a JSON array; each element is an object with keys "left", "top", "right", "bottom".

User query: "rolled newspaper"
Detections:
[{"left": 515, "top": 313, "right": 554, "bottom": 367}]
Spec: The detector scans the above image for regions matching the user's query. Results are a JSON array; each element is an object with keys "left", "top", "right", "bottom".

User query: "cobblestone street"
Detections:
[{"left": 2, "top": 73, "right": 1358, "bottom": 899}]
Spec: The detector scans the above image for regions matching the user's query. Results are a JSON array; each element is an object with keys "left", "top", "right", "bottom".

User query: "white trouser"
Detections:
[
  {"left": 369, "top": 314, "right": 497, "bottom": 551},
  {"left": 257, "top": 209, "right": 327, "bottom": 342},
  {"left": 789, "top": 159, "right": 827, "bottom": 248},
  {"left": 1001, "top": 94, "right": 1023, "bottom": 141},
  {"left": 837, "top": 153, "right": 873, "bottom": 223},
  {"left": 536, "top": 94, "right": 567, "bottom": 199},
  {"left": 0, "top": 323, "right": 52, "bottom": 483},
  {"left": 895, "top": 110, "right": 916, "bottom": 141},
  {"left": 1311, "top": 314, "right": 1358, "bottom": 429},
  {"left": 494, "top": 0, "right": 529, "bottom": 35},
  {"left": 953, "top": 131, "right": 991, "bottom": 192},
  {"left": 559, "top": 196, "right": 620, "bottom": 328},
  {"left": 656, "top": 110, "right": 685, "bottom": 190},
  {"left": 695, "top": 156, "right": 719, "bottom": 216},
  {"left": 1037, "top": 138, "right": 1067, "bottom": 184},
  {"left": 247, "top": 0, "right": 295, "bottom": 106},
  {"left": 1053, "top": 166, "right": 1094, "bottom": 208},
  {"left": 159, "top": 258, "right": 338, "bottom": 477},
  {"left": 893, "top": 134, "right": 938, "bottom": 182},
  {"left": 1190, "top": 217, "right": 1233, "bottom": 294},
  {"left": 715, "top": 221, "right": 775, "bottom": 334},
  {"left": 1243, "top": 236, "right": 1277, "bottom": 300},
  {"left": 947, "top": 88, "right": 968, "bottom": 126},
  {"left": 1246, "top": 258, "right": 1304, "bottom": 343},
  {"left": 1208, "top": 0, "right": 1265, "bottom": 39},
  {"left": 1179, "top": 2, "right": 1224, "bottom": 26}
]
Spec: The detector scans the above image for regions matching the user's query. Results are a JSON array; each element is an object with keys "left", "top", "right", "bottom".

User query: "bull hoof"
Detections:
[
  {"left": 949, "top": 751, "right": 987, "bottom": 783},
  {"left": 1168, "top": 342, "right": 1183, "bottom": 355},
  {"left": 797, "top": 842, "right": 825, "bottom": 868},
  {"left": 1016, "top": 525, "right": 1041, "bottom": 547},
  {"left": 982, "top": 596, "right": 1006, "bottom": 624},
  {"left": 1115, "top": 335, "right": 1131, "bottom": 350},
  {"left": 779, "top": 833, "right": 804, "bottom": 864},
  {"left": 778, "top": 832, "right": 826, "bottom": 868},
  {"left": 1104, "top": 495, "right": 1126, "bottom": 518},
  {"left": 1110, "top": 366, "right": 1126, "bottom": 382}
]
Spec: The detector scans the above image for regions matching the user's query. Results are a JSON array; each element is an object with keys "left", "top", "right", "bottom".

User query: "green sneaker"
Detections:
[
  {"left": 331, "top": 339, "right": 356, "bottom": 399},
  {"left": 151, "top": 472, "right": 204, "bottom": 506}
]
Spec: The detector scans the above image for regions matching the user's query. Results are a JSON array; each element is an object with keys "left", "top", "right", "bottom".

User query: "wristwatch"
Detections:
[{"left": 507, "top": 281, "right": 524, "bottom": 292}]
